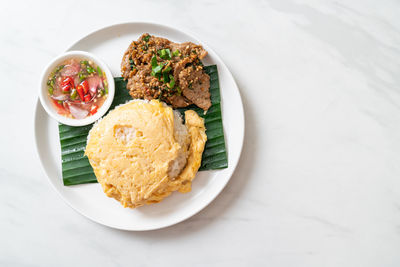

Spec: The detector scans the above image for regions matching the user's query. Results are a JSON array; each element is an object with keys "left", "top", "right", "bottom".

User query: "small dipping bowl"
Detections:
[{"left": 39, "top": 51, "right": 115, "bottom": 126}]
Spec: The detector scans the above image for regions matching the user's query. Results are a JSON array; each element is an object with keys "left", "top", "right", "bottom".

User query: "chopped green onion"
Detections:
[
  {"left": 129, "top": 59, "right": 136, "bottom": 71},
  {"left": 80, "top": 60, "right": 89, "bottom": 65},
  {"left": 87, "top": 66, "right": 96, "bottom": 74},
  {"left": 163, "top": 65, "right": 172, "bottom": 73},
  {"left": 188, "top": 81, "right": 193, "bottom": 89},
  {"left": 55, "top": 65, "right": 65, "bottom": 73},
  {"left": 158, "top": 49, "right": 171, "bottom": 60},
  {"left": 152, "top": 64, "right": 164, "bottom": 75},
  {"left": 163, "top": 71, "right": 169, "bottom": 83},
  {"left": 143, "top": 35, "right": 150, "bottom": 42},
  {"left": 79, "top": 72, "right": 87, "bottom": 82},
  {"left": 151, "top": 71, "right": 162, "bottom": 80},
  {"left": 162, "top": 66, "right": 172, "bottom": 83},
  {"left": 172, "top": 50, "right": 180, "bottom": 57},
  {"left": 58, "top": 100, "right": 63, "bottom": 104},
  {"left": 168, "top": 75, "right": 175, "bottom": 88},
  {"left": 47, "top": 79, "right": 55, "bottom": 92},
  {"left": 176, "top": 86, "right": 182, "bottom": 95},
  {"left": 97, "top": 66, "right": 103, "bottom": 77},
  {"left": 151, "top": 56, "right": 158, "bottom": 68},
  {"left": 158, "top": 50, "right": 166, "bottom": 58},
  {"left": 153, "top": 65, "right": 163, "bottom": 73}
]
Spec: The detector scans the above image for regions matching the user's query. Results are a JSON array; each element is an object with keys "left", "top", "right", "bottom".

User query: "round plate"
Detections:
[{"left": 34, "top": 22, "right": 244, "bottom": 231}]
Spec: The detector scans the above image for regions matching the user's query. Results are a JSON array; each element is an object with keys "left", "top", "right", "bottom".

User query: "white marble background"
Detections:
[{"left": 1, "top": 0, "right": 400, "bottom": 266}]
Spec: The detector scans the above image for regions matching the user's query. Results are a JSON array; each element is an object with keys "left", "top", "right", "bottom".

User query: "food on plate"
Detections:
[
  {"left": 59, "top": 66, "right": 228, "bottom": 187},
  {"left": 85, "top": 99, "right": 207, "bottom": 208},
  {"left": 46, "top": 58, "right": 108, "bottom": 119},
  {"left": 121, "top": 33, "right": 212, "bottom": 111}
]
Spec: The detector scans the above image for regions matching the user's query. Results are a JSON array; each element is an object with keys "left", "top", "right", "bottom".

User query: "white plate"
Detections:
[{"left": 34, "top": 22, "right": 244, "bottom": 231}]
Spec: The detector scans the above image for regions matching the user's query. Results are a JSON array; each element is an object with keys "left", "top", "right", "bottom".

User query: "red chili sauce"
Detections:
[{"left": 47, "top": 58, "right": 108, "bottom": 119}]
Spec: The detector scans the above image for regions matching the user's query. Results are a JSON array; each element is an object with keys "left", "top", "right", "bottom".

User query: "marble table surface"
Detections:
[{"left": 1, "top": 0, "right": 400, "bottom": 266}]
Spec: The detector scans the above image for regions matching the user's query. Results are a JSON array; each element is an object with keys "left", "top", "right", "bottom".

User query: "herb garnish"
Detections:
[
  {"left": 129, "top": 58, "right": 135, "bottom": 71},
  {"left": 158, "top": 49, "right": 172, "bottom": 60},
  {"left": 55, "top": 65, "right": 65, "bottom": 73},
  {"left": 176, "top": 86, "right": 182, "bottom": 95},
  {"left": 78, "top": 72, "right": 87, "bottom": 82},
  {"left": 87, "top": 65, "right": 95, "bottom": 74},
  {"left": 168, "top": 75, "right": 175, "bottom": 88},
  {"left": 151, "top": 55, "right": 158, "bottom": 68},
  {"left": 150, "top": 50, "right": 180, "bottom": 93},
  {"left": 143, "top": 34, "right": 150, "bottom": 42},
  {"left": 151, "top": 64, "right": 164, "bottom": 76},
  {"left": 172, "top": 49, "right": 180, "bottom": 57},
  {"left": 163, "top": 65, "right": 172, "bottom": 73}
]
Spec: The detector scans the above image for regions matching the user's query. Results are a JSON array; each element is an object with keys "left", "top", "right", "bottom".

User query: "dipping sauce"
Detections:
[{"left": 47, "top": 58, "right": 108, "bottom": 119}]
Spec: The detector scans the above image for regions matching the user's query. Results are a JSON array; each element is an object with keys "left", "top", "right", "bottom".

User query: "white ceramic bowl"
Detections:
[{"left": 39, "top": 51, "right": 115, "bottom": 126}]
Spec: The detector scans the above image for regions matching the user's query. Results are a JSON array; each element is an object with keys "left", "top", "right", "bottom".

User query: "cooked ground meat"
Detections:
[{"left": 121, "top": 33, "right": 212, "bottom": 111}]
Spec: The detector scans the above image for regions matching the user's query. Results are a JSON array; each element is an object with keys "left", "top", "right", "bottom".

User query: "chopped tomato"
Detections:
[
  {"left": 84, "top": 94, "right": 91, "bottom": 102},
  {"left": 62, "top": 84, "right": 71, "bottom": 92},
  {"left": 76, "top": 85, "right": 84, "bottom": 100},
  {"left": 90, "top": 105, "right": 98, "bottom": 115},
  {"left": 52, "top": 99, "right": 64, "bottom": 109},
  {"left": 80, "top": 80, "right": 89, "bottom": 95},
  {"left": 62, "top": 76, "right": 74, "bottom": 88}
]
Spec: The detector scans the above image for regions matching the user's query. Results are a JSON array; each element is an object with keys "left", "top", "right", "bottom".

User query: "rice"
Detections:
[{"left": 168, "top": 110, "right": 190, "bottom": 179}]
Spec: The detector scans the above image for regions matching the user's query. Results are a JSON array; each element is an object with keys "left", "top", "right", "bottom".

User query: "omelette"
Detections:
[{"left": 85, "top": 100, "right": 207, "bottom": 208}]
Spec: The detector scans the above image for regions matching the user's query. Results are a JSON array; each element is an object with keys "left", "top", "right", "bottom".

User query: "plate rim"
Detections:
[{"left": 34, "top": 21, "right": 245, "bottom": 231}]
